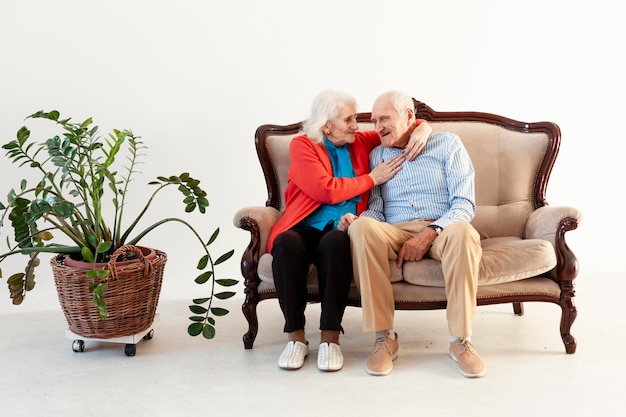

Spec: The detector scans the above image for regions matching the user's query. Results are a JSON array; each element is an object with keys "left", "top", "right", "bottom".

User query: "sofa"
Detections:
[{"left": 233, "top": 99, "right": 582, "bottom": 352}]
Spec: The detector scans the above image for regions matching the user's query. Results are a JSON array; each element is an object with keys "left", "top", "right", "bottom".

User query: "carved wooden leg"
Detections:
[
  {"left": 555, "top": 217, "right": 579, "bottom": 354},
  {"left": 242, "top": 284, "right": 259, "bottom": 349},
  {"left": 559, "top": 293, "right": 577, "bottom": 354},
  {"left": 238, "top": 218, "right": 262, "bottom": 349},
  {"left": 513, "top": 302, "right": 524, "bottom": 315}
]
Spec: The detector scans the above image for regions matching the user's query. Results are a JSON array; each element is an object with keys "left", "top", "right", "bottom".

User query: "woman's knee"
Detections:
[
  {"left": 272, "top": 230, "right": 305, "bottom": 257},
  {"left": 319, "top": 230, "right": 350, "bottom": 254}
]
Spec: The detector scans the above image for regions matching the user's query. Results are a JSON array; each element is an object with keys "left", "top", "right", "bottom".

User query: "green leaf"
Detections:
[
  {"left": 202, "top": 324, "right": 216, "bottom": 339},
  {"left": 86, "top": 233, "right": 98, "bottom": 249},
  {"left": 16, "top": 126, "right": 30, "bottom": 143},
  {"left": 52, "top": 201, "right": 75, "bottom": 218},
  {"left": 81, "top": 247, "right": 95, "bottom": 263},
  {"left": 188, "top": 316, "right": 205, "bottom": 322},
  {"left": 96, "top": 241, "right": 112, "bottom": 254},
  {"left": 192, "top": 297, "right": 210, "bottom": 304},
  {"left": 178, "top": 185, "right": 190, "bottom": 196},
  {"left": 197, "top": 197, "right": 209, "bottom": 208},
  {"left": 215, "top": 249, "right": 234, "bottom": 265},
  {"left": 86, "top": 269, "right": 108, "bottom": 280},
  {"left": 206, "top": 228, "right": 220, "bottom": 245},
  {"left": 187, "top": 323, "right": 203, "bottom": 336},
  {"left": 94, "top": 269, "right": 109, "bottom": 279},
  {"left": 188, "top": 305, "right": 207, "bottom": 314},
  {"left": 210, "top": 307, "right": 229, "bottom": 317},
  {"left": 214, "top": 291, "right": 236, "bottom": 300},
  {"left": 215, "top": 279, "right": 238, "bottom": 287},
  {"left": 194, "top": 271, "right": 213, "bottom": 284},
  {"left": 93, "top": 283, "right": 107, "bottom": 297},
  {"left": 196, "top": 254, "right": 209, "bottom": 270},
  {"left": 80, "top": 117, "right": 93, "bottom": 128}
]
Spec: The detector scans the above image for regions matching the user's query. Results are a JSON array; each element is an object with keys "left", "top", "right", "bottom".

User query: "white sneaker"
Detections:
[
  {"left": 278, "top": 341, "right": 309, "bottom": 370},
  {"left": 317, "top": 342, "right": 343, "bottom": 371}
]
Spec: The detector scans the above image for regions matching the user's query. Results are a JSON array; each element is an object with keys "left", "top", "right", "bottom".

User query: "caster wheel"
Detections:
[
  {"left": 125, "top": 344, "right": 136, "bottom": 356},
  {"left": 72, "top": 339, "right": 85, "bottom": 353},
  {"left": 143, "top": 329, "right": 154, "bottom": 340}
]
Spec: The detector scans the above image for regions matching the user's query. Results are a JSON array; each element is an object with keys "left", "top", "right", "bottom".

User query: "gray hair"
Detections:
[
  {"left": 303, "top": 90, "right": 357, "bottom": 143},
  {"left": 378, "top": 90, "right": 415, "bottom": 120}
]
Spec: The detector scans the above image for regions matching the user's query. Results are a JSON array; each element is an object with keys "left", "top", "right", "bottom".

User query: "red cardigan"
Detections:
[
  {"left": 266, "top": 131, "right": 378, "bottom": 252},
  {"left": 266, "top": 122, "right": 423, "bottom": 253}
]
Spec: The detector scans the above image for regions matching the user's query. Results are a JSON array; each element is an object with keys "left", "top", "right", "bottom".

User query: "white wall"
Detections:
[{"left": 1, "top": 0, "right": 623, "bottom": 314}]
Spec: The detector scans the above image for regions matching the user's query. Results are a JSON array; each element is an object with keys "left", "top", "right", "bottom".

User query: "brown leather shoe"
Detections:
[
  {"left": 449, "top": 338, "right": 486, "bottom": 378},
  {"left": 366, "top": 332, "right": 399, "bottom": 376}
]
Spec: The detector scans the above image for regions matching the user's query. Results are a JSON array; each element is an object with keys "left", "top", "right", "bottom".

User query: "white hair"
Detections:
[
  {"left": 378, "top": 90, "right": 415, "bottom": 119},
  {"left": 302, "top": 90, "right": 357, "bottom": 143}
]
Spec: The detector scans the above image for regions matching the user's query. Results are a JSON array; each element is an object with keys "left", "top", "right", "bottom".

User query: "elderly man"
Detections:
[{"left": 340, "top": 90, "right": 484, "bottom": 378}]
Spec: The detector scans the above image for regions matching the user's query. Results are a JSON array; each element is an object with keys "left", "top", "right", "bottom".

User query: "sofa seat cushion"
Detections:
[
  {"left": 402, "top": 237, "right": 556, "bottom": 287},
  {"left": 257, "top": 237, "right": 556, "bottom": 288}
]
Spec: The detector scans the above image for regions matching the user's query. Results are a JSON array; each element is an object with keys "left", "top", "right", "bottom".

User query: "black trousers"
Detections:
[{"left": 271, "top": 225, "right": 352, "bottom": 334}]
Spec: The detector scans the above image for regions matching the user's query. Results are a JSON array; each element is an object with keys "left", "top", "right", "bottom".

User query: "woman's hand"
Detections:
[
  {"left": 338, "top": 213, "right": 358, "bottom": 232},
  {"left": 403, "top": 121, "right": 432, "bottom": 161},
  {"left": 368, "top": 153, "right": 405, "bottom": 185}
]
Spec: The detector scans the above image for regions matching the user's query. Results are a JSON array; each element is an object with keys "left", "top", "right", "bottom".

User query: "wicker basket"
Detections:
[{"left": 51, "top": 245, "right": 167, "bottom": 339}]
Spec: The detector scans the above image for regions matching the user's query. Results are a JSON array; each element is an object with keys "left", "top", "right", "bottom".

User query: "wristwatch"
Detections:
[{"left": 428, "top": 224, "right": 443, "bottom": 235}]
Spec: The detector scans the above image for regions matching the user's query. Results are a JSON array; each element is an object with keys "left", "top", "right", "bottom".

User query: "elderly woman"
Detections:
[{"left": 268, "top": 90, "right": 431, "bottom": 371}]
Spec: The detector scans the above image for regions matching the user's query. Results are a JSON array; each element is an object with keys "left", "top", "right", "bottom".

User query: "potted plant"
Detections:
[{"left": 0, "top": 110, "right": 236, "bottom": 341}]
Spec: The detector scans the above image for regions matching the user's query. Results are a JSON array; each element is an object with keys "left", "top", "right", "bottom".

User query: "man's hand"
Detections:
[
  {"left": 338, "top": 213, "right": 359, "bottom": 232},
  {"left": 396, "top": 227, "right": 437, "bottom": 267},
  {"left": 403, "top": 121, "right": 433, "bottom": 161}
]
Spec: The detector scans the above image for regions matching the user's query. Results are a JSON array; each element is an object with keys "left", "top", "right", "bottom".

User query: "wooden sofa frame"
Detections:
[{"left": 234, "top": 99, "right": 581, "bottom": 352}]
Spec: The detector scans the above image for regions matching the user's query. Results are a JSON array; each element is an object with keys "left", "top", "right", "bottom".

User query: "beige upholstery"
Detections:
[{"left": 234, "top": 99, "right": 582, "bottom": 353}]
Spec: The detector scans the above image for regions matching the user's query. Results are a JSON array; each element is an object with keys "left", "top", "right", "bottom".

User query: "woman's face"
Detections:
[{"left": 324, "top": 104, "right": 359, "bottom": 146}]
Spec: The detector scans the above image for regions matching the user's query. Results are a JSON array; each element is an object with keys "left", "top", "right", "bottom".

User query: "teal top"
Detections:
[{"left": 299, "top": 137, "right": 359, "bottom": 230}]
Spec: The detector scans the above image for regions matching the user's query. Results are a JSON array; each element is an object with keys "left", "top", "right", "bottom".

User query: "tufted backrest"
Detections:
[{"left": 255, "top": 100, "right": 560, "bottom": 240}]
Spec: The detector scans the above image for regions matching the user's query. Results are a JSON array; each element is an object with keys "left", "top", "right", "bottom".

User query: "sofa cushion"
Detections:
[
  {"left": 258, "top": 236, "right": 556, "bottom": 288},
  {"left": 403, "top": 237, "right": 556, "bottom": 286}
]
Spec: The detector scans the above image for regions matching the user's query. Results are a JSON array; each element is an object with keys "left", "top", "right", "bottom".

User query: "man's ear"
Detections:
[{"left": 406, "top": 108, "right": 415, "bottom": 125}]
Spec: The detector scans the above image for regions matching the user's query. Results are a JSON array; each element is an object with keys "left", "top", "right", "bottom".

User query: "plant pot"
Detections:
[
  {"left": 51, "top": 245, "right": 167, "bottom": 339},
  {"left": 63, "top": 246, "right": 157, "bottom": 269}
]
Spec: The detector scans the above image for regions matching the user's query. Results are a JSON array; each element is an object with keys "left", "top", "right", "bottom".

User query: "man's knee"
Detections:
[
  {"left": 347, "top": 216, "right": 377, "bottom": 240},
  {"left": 444, "top": 222, "right": 480, "bottom": 243}
]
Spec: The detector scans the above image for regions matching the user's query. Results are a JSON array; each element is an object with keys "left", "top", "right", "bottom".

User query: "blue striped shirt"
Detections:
[{"left": 362, "top": 132, "right": 476, "bottom": 229}]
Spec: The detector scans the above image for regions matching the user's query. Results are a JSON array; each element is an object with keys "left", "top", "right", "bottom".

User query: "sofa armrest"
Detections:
[
  {"left": 526, "top": 206, "right": 583, "bottom": 243},
  {"left": 233, "top": 206, "right": 281, "bottom": 349},
  {"left": 526, "top": 205, "right": 582, "bottom": 284},
  {"left": 233, "top": 206, "right": 281, "bottom": 256}
]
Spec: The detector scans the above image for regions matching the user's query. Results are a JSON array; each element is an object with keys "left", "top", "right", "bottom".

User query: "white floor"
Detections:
[{"left": 0, "top": 272, "right": 622, "bottom": 417}]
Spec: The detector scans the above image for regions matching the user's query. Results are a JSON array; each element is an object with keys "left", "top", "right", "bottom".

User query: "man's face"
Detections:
[{"left": 371, "top": 97, "right": 412, "bottom": 149}]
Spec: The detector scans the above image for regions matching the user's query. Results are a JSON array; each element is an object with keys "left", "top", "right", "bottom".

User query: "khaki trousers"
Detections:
[{"left": 348, "top": 217, "right": 482, "bottom": 337}]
